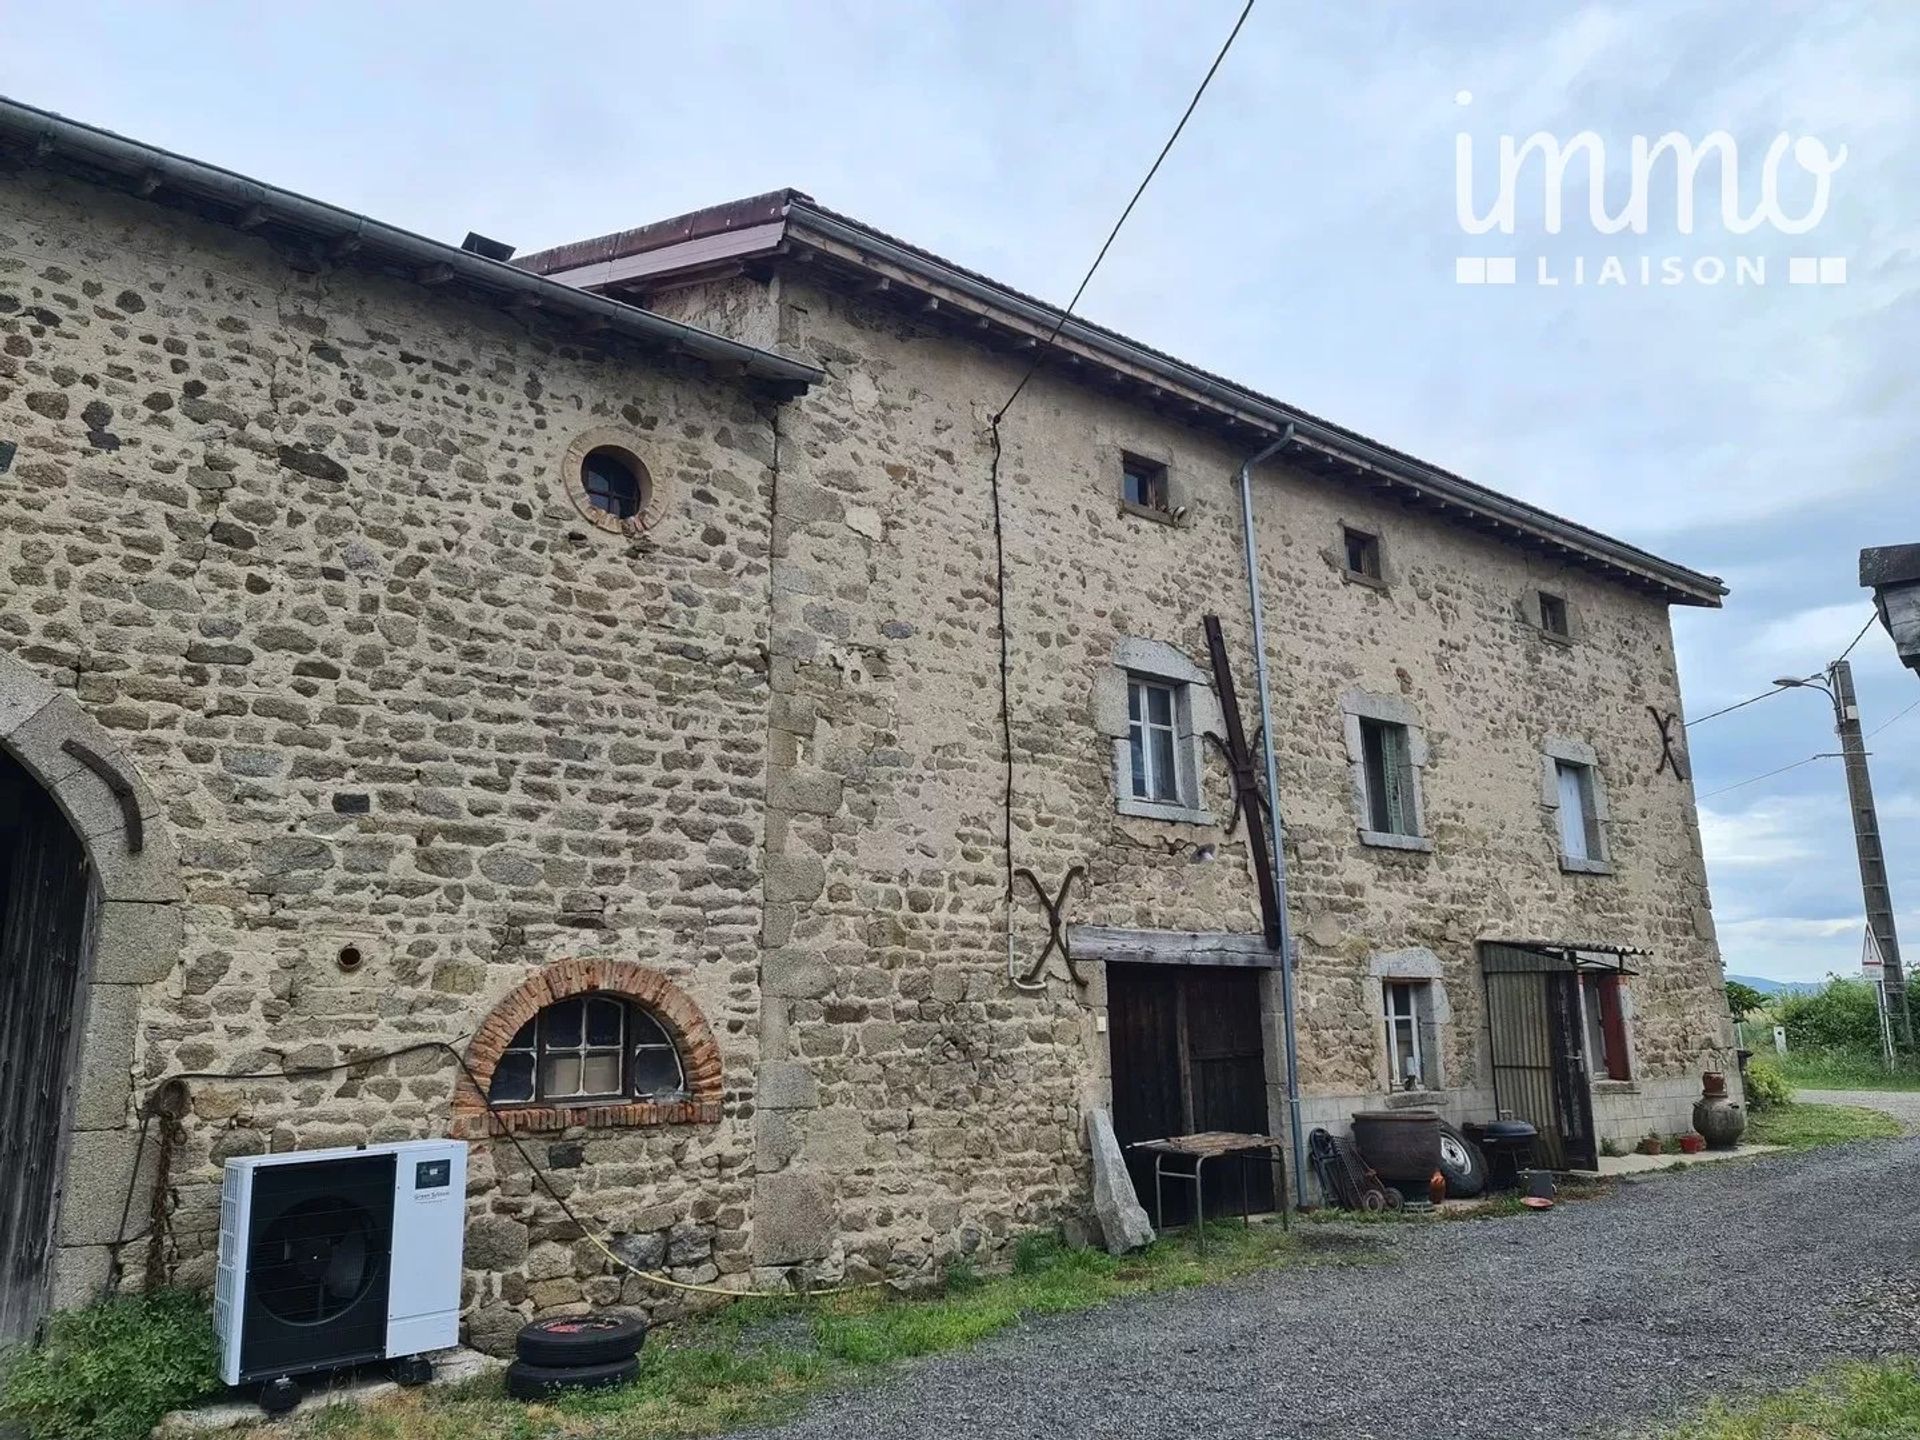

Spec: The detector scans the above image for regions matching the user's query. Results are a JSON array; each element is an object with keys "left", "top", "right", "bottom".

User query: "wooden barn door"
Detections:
[
  {"left": 1108, "top": 963, "right": 1273, "bottom": 1222},
  {"left": 0, "top": 756, "right": 96, "bottom": 1344}
]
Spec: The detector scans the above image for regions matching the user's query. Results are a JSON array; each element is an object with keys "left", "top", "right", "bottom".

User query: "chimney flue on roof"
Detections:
[{"left": 460, "top": 232, "right": 515, "bottom": 262}]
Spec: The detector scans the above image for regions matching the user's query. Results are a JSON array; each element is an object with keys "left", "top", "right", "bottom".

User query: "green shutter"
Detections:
[{"left": 1381, "top": 724, "right": 1413, "bottom": 835}]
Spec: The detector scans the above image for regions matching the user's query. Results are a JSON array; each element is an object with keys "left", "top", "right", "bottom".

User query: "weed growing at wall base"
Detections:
[{"left": 0, "top": 1290, "right": 221, "bottom": 1440}]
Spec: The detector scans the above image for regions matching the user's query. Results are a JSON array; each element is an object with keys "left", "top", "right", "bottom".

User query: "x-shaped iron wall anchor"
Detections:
[
  {"left": 1648, "top": 706, "right": 1688, "bottom": 782},
  {"left": 1203, "top": 729, "right": 1268, "bottom": 840},
  {"left": 1014, "top": 865, "right": 1089, "bottom": 988}
]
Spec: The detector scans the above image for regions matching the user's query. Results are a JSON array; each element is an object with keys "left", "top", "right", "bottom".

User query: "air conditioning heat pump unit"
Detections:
[{"left": 215, "top": 1139, "right": 467, "bottom": 1409}]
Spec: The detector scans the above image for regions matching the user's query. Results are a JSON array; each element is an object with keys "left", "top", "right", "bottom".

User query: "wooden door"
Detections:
[
  {"left": 1108, "top": 963, "right": 1273, "bottom": 1222},
  {"left": 0, "top": 758, "right": 95, "bottom": 1344}
]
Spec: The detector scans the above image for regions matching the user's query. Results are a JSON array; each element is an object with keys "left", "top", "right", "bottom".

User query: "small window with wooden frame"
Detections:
[
  {"left": 1343, "top": 527, "right": 1382, "bottom": 580},
  {"left": 1120, "top": 452, "right": 1172, "bottom": 519},
  {"left": 1538, "top": 590, "right": 1571, "bottom": 640},
  {"left": 1581, "top": 972, "right": 1633, "bottom": 1081}
]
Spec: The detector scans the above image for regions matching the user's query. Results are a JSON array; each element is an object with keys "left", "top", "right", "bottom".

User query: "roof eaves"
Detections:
[
  {"left": 0, "top": 99, "right": 823, "bottom": 397},
  {"left": 781, "top": 199, "right": 1724, "bottom": 607}
]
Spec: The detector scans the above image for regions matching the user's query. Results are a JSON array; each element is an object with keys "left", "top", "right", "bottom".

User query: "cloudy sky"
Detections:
[{"left": 6, "top": 1, "right": 1915, "bottom": 984}]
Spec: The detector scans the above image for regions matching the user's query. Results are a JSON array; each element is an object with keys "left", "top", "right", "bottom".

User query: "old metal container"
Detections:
[
  {"left": 1693, "top": 1072, "right": 1746, "bottom": 1150},
  {"left": 1349, "top": 1110, "right": 1442, "bottom": 1191}
]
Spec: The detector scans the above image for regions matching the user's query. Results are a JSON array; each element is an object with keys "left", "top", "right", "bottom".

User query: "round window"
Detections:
[
  {"left": 558, "top": 429, "right": 666, "bottom": 536},
  {"left": 582, "top": 447, "right": 644, "bottom": 521}
]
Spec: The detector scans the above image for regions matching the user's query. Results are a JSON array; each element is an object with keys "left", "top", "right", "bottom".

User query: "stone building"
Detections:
[{"left": 0, "top": 103, "right": 1736, "bottom": 1349}]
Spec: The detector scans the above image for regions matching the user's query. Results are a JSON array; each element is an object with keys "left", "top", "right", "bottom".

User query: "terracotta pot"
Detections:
[
  {"left": 1637, "top": 1135, "right": 1664, "bottom": 1155},
  {"left": 1678, "top": 1132, "right": 1706, "bottom": 1154},
  {"left": 1693, "top": 1093, "right": 1746, "bottom": 1149},
  {"left": 1701, "top": 1070, "right": 1728, "bottom": 1098}
]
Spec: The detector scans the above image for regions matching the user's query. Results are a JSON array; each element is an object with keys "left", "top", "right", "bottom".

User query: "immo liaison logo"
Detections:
[{"left": 1452, "top": 91, "right": 1848, "bottom": 288}]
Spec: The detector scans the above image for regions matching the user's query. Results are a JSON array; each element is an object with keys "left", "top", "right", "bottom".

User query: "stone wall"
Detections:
[
  {"left": 0, "top": 169, "right": 780, "bottom": 1340},
  {"left": 655, "top": 269, "right": 1737, "bottom": 1230}
]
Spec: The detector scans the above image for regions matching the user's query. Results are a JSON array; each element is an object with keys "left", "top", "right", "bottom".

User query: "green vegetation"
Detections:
[
  {"left": 1652, "top": 1358, "right": 1920, "bottom": 1438},
  {"left": 1741, "top": 1054, "right": 1793, "bottom": 1111},
  {"left": 1745, "top": 1101, "right": 1902, "bottom": 1150},
  {"left": 1722, "top": 979, "right": 1769, "bottom": 1017},
  {"left": 270, "top": 1224, "right": 1330, "bottom": 1440},
  {"left": 0, "top": 1290, "right": 222, "bottom": 1440},
  {"left": 1772, "top": 1048, "right": 1920, "bottom": 1093}
]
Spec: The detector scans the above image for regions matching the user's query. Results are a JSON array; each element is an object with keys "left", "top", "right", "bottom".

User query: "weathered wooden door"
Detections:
[
  {"left": 1108, "top": 963, "right": 1273, "bottom": 1222},
  {"left": 0, "top": 757, "right": 96, "bottom": 1344}
]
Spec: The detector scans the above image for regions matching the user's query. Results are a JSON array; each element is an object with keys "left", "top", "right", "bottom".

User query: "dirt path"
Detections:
[{"left": 746, "top": 1138, "right": 1920, "bottom": 1439}]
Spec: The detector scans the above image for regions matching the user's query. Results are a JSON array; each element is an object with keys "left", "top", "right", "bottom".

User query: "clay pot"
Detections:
[
  {"left": 1701, "top": 1070, "right": 1729, "bottom": 1098},
  {"left": 1693, "top": 1092, "right": 1746, "bottom": 1149},
  {"left": 1637, "top": 1135, "right": 1664, "bottom": 1156},
  {"left": 1678, "top": 1132, "right": 1706, "bottom": 1154}
]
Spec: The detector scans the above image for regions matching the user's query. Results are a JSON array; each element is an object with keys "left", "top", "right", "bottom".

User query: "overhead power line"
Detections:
[
  {"left": 987, "top": 0, "right": 1259, "bottom": 922},
  {"left": 992, "top": 0, "right": 1257, "bottom": 425},
  {"left": 1698, "top": 692, "right": 1919, "bottom": 802},
  {"left": 1837, "top": 610, "right": 1879, "bottom": 663},
  {"left": 1687, "top": 606, "right": 1880, "bottom": 730}
]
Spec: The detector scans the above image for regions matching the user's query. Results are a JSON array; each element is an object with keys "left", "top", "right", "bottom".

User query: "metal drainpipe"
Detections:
[{"left": 1236, "top": 424, "right": 1307, "bottom": 1208}]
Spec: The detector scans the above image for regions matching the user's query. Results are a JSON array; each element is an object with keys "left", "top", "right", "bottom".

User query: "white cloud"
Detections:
[{"left": 1698, "top": 799, "right": 1824, "bottom": 870}]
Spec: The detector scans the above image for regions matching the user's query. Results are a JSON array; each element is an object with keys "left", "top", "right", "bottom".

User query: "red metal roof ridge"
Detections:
[{"left": 516, "top": 189, "right": 808, "bottom": 276}]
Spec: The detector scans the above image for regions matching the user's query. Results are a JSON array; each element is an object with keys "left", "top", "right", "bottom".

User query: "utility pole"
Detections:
[{"left": 1829, "top": 659, "right": 1910, "bottom": 1047}]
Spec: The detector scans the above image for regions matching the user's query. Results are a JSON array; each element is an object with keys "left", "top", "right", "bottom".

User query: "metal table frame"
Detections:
[{"left": 1127, "top": 1131, "right": 1290, "bottom": 1253}]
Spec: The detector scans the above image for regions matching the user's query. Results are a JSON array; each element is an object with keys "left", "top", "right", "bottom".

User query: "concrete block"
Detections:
[
  {"left": 71, "top": 983, "right": 137, "bottom": 1130},
  {"left": 51, "top": 1243, "right": 111, "bottom": 1311},
  {"left": 752, "top": 1170, "right": 835, "bottom": 1264},
  {"left": 59, "top": 1125, "right": 159, "bottom": 1247},
  {"left": 765, "top": 850, "right": 826, "bottom": 903},
  {"left": 93, "top": 900, "right": 184, "bottom": 984},
  {"left": 758, "top": 1062, "right": 818, "bottom": 1111},
  {"left": 763, "top": 947, "right": 835, "bottom": 999},
  {"left": 0, "top": 660, "right": 57, "bottom": 739}
]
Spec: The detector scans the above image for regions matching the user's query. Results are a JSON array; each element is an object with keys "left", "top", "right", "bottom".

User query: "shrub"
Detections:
[
  {"left": 1724, "top": 979, "right": 1769, "bottom": 1017},
  {"left": 1744, "top": 1055, "right": 1793, "bottom": 1112},
  {"left": 1776, "top": 979, "right": 1884, "bottom": 1053},
  {"left": 0, "top": 1290, "right": 221, "bottom": 1440}
]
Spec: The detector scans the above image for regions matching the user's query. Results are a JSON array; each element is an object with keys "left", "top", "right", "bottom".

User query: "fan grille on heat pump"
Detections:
[
  {"left": 237, "top": 1153, "right": 396, "bottom": 1381},
  {"left": 250, "top": 1196, "right": 379, "bottom": 1325}
]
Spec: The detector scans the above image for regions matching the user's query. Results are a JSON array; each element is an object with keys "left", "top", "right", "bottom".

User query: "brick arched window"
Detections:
[{"left": 451, "top": 959, "right": 723, "bottom": 1137}]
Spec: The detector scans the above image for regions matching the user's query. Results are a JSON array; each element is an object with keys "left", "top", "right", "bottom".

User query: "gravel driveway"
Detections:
[{"left": 748, "top": 1137, "right": 1920, "bottom": 1439}]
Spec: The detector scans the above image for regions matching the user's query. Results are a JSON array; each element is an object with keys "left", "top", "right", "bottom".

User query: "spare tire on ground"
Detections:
[
  {"left": 1436, "top": 1121, "right": 1489, "bottom": 1199},
  {"left": 504, "top": 1356, "right": 640, "bottom": 1401},
  {"left": 514, "top": 1312, "right": 649, "bottom": 1368}
]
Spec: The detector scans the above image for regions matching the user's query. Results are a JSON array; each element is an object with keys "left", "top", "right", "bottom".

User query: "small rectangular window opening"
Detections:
[
  {"left": 1539, "top": 591, "right": 1570, "bottom": 637},
  {"left": 1360, "top": 717, "right": 1416, "bottom": 835},
  {"left": 1581, "top": 973, "right": 1632, "bottom": 1080},
  {"left": 1383, "top": 981, "right": 1431, "bottom": 1089},
  {"left": 1343, "top": 527, "right": 1382, "bottom": 581},
  {"left": 1122, "top": 454, "right": 1169, "bottom": 512},
  {"left": 1126, "top": 677, "right": 1183, "bottom": 804},
  {"left": 1556, "top": 760, "right": 1602, "bottom": 861}
]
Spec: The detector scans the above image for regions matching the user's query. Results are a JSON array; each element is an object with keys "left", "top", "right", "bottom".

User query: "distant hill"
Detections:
[{"left": 1727, "top": 973, "right": 1824, "bottom": 997}]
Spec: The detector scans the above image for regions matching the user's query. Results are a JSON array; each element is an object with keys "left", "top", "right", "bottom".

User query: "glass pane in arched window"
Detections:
[
  {"left": 629, "top": 1045, "right": 683, "bottom": 1097},
  {"left": 490, "top": 1050, "right": 534, "bottom": 1102}
]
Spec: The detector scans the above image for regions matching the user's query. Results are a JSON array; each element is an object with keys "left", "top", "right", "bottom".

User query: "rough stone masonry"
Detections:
[{"left": 0, "top": 131, "right": 1738, "bottom": 1351}]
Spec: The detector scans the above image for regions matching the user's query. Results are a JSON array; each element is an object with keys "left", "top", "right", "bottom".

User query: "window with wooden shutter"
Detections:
[{"left": 1361, "top": 718, "right": 1418, "bottom": 837}]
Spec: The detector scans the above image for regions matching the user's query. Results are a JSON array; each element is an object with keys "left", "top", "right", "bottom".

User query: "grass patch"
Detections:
[
  {"left": 265, "top": 1223, "right": 1327, "bottom": 1440},
  {"left": 1745, "top": 1100, "right": 1903, "bottom": 1150},
  {"left": 1652, "top": 1358, "right": 1920, "bottom": 1438},
  {"left": 1773, "top": 1050, "right": 1920, "bottom": 1093}
]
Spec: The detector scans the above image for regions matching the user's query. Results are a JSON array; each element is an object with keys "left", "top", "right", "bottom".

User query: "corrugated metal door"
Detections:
[
  {"left": 0, "top": 760, "right": 96, "bottom": 1344},
  {"left": 1482, "top": 945, "right": 1598, "bottom": 1171}
]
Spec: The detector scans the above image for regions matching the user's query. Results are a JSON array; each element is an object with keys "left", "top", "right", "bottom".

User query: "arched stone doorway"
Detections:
[{"left": 0, "top": 657, "right": 183, "bottom": 1341}]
